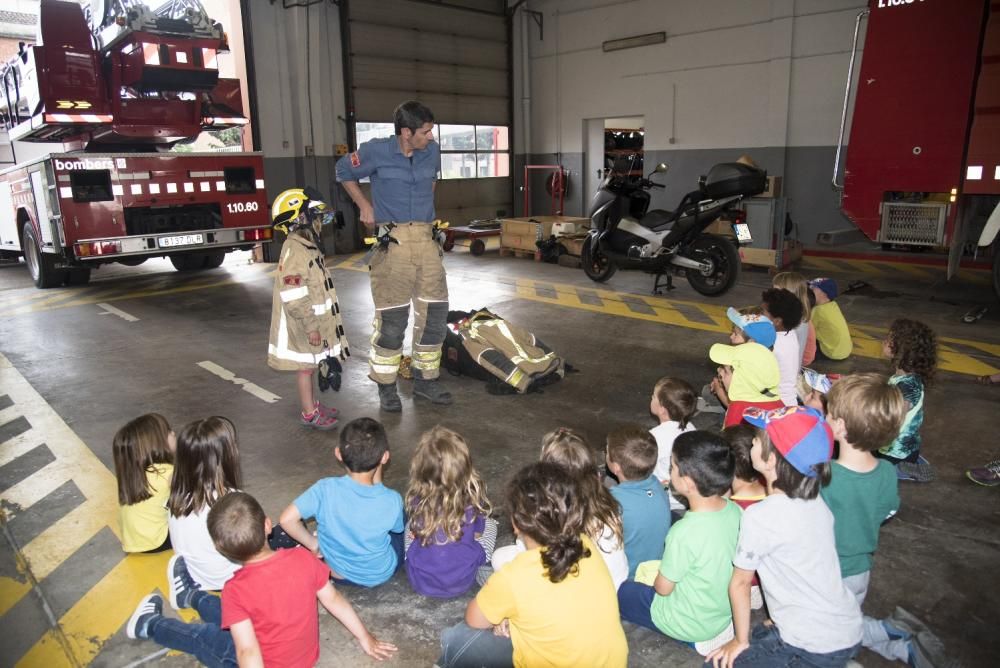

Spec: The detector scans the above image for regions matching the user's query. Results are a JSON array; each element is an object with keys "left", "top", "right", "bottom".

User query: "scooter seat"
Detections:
[{"left": 638, "top": 209, "right": 674, "bottom": 232}]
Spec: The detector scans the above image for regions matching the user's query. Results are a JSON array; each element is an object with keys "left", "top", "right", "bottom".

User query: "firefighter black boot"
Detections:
[
  {"left": 377, "top": 382, "right": 402, "bottom": 413},
  {"left": 414, "top": 379, "right": 453, "bottom": 405}
]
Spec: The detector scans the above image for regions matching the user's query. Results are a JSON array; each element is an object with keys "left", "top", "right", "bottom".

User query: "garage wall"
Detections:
[
  {"left": 513, "top": 0, "right": 868, "bottom": 245},
  {"left": 347, "top": 0, "right": 512, "bottom": 226},
  {"left": 245, "top": 0, "right": 356, "bottom": 250}
]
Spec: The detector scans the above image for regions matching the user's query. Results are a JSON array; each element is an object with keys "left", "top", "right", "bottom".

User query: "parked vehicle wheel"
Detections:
[
  {"left": 202, "top": 251, "right": 226, "bottom": 269},
  {"left": 470, "top": 239, "right": 487, "bottom": 256},
  {"left": 22, "top": 222, "right": 65, "bottom": 288},
  {"left": 685, "top": 234, "right": 741, "bottom": 296},
  {"left": 581, "top": 235, "right": 618, "bottom": 282},
  {"left": 64, "top": 268, "right": 91, "bottom": 286},
  {"left": 117, "top": 257, "right": 147, "bottom": 267},
  {"left": 170, "top": 253, "right": 208, "bottom": 271}
]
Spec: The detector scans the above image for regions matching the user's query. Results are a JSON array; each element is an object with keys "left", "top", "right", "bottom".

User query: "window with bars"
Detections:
[{"left": 354, "top": 122, "right": 510, "bottom": 180}]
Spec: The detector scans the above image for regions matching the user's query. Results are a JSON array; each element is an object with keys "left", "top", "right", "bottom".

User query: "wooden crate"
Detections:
[
  {"left": 500, "top": 216, "right": 590, "bottom": 252},
  {"left": 739, "top": 239, "right": 803, "bottom": 269},
  {"left": 557, "top": 234, "right": 589, "bottom": 257}
]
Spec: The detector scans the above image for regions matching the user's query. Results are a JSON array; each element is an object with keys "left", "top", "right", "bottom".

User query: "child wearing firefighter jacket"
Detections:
[{"left": 267, "top": 188, "right": 350, "bottom": 430}]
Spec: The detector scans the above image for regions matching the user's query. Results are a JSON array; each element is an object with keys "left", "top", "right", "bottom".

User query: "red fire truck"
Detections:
[
  {"left": 834, "top": 0, "right": 1000, "bottom": 298},
  {"left": 0, "top": 0, "right": 271, "bottom": 288}
]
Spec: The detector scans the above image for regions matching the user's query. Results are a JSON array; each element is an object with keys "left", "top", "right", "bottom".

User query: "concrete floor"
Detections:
[{"left": 0, "top": 244, "right": 998, "bottom": 667}]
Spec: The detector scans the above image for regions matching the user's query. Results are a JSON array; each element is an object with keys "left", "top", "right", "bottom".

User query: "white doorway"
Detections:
[{"left": 583, "top": 116, "right": 644, "bottom": 215}]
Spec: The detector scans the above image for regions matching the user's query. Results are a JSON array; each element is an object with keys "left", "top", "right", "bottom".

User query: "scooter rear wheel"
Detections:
[
  {"left": 581, "top": 235, "right": 618, "bottom": 282},
  {"left": 685, "top": 234, "right": 741, "bottom": 296}
]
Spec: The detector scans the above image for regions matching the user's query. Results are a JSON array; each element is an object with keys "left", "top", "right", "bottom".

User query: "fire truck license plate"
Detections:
[{"left": 158, "top": 234, "right": 204, "bottom": 248}]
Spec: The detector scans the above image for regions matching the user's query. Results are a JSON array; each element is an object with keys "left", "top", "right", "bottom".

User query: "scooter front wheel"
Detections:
[
  {"left": 685, "top": 234, "right": 741, "bottom": 296},
  {"left": 581, "top": 235, "right": 618, "bottom": 282}
]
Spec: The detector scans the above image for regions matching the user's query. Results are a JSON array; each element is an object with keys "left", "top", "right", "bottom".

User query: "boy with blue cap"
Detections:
[
  {"left": 810, "top": 278, "right": 853, "bottom": 361},
  {"left": 708, "top": 307, "right": 782, "bottom": 427},
  {"left": 707, "top": 405, "right": 862, "bottom": 668}
]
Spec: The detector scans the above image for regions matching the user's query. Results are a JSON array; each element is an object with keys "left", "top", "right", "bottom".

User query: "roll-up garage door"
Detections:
[{"left": 345, "top": 0, "right": 511, "bottom": 224}]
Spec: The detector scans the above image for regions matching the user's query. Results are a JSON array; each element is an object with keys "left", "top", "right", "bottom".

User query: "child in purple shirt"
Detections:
[{"left": 405, "top": 426, "right": 497, "bottom": 598}]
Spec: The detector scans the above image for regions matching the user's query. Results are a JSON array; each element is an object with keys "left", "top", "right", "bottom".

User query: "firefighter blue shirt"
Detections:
[{"left": 335, "top": 136, "right": 440, "bottom": 224}]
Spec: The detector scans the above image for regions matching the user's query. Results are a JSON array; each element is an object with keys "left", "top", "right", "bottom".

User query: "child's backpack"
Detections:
[{"left": 442, "top": 309, "right": 566, "bottom": 394}]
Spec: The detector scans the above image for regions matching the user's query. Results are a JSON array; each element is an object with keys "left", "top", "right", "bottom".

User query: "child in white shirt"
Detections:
[{"left": 649, "top": 377, "right": 697, "bottom": 514}]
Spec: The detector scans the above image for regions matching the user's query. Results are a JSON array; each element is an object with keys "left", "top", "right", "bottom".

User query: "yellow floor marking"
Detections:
[
  {"left": 800, "top": 257, "right": 846, "bottom": 274},
  {"left": 840, "top": 258, "right": 891, "bottom": 276},
  {"left": 20, "top": 504, "right": 111, "bottom": 581},
  {"left": 1, "top": 460, "right": 71, "bottom": 516},
  {"left": 17, "top": 550, "right": 172, "bottom": 668},
  {"left": 0, "top": 574, "right": 32, "bottom": 617}
]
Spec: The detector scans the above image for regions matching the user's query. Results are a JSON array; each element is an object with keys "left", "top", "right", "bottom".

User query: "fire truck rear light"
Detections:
[
  {"left": 950, "top": 188, "right": 958, "bottom": 195},
  {"left": 949, "top": 195, "right": 957, "bottom": 202},
  {"left": 241, "top": 228, "right": 273, "bottom": 242},
  {"left": 76, "top": 241, "right": 122, "bottom": 257},
  {"left": 995, "top": 167, "right": 1000, "bottom": 181},
  {"left": 967, "top": 166, "right": 983, "bottom": 180}
]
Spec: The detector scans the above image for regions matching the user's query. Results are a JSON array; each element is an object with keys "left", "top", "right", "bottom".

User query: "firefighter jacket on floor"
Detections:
[
  {"left": 267, "top": 233, "right": 350, "bottom": 371},
  {"left": 367, "top": 223, "right": 448, "bottom": 384},
  {"left": 454, "top": 310, "right": 564, "bottom": 393}
]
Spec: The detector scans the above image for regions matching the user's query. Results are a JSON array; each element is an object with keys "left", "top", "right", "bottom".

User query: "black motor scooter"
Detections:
[{"left": 582, "top": 158, "right": 766, "bottom": 296}]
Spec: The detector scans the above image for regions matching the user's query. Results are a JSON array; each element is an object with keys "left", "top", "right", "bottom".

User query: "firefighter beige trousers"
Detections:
[{"left": 368, "top": 223, "right": 449, "bottom": 384}]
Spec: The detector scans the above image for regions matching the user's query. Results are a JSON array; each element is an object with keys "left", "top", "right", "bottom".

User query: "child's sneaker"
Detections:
[
  {"left": 896, "top": 455, "right": 934, "bottom": 482},
  {"left": 126, "top": 593, "right": 162, "bottom": 639},
  {"left": 966, "top": 460, "right": 1000, "bottom": 487},
  {"left": 313, "top": 400, "right": 339, "bottom": 419},
  {"left": 168, "top": 554, "right": 200, "bottom": 610},
  {"left": 301, "top": 408, "right": 338, "bottom": 430}
]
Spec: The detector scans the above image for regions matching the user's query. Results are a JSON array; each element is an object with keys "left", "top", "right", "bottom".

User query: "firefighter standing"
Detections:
[
  {"left": 267, "top": 188, "right": 350, "bottom": 429},
  {"left": 335, "top": 101, "right": 452, "bottom": 412}
]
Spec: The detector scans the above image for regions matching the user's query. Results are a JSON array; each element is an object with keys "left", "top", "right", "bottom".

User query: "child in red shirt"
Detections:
[{"left": 127, "top": 491, "right": 396, "bottom": 666}]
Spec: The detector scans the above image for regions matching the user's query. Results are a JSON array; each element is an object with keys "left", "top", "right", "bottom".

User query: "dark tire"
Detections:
[
  {"left": 64, "top": 268, "right": 92, "bottom": 286},
  {"left": 22, "top": 222, "right": 65, "bottom": 288},
  {"left": 170, "top": 253, "right": 207, "bottom": 271},
  {"left": 443, "top": 238, "right": 455, "bottom": 252},
  {"left": 202, "top": 251, "right": 226, "bottom": 269},
  {"left": 685, "top": 234, "right": 741, "bottom": 296},
  {"left": 470, "top": 239, "right": 486, "bottom": 256},
  {"left": 581, "top": 235, "right": 617, "bottom": 282},
  {"left": 117, "top": 257, "right": 147, "bottom": 267}
]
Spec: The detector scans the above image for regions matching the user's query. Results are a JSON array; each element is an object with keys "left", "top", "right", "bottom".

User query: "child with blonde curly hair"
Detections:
[
  {"left": 404, "top": 425, "right": 498, "bottom": 598},
  {"left": 880, "top": 318, "right": 938, "bottom": 482},
  {"left": 492, "top": 428, "right": 628, "bottom": 590}
]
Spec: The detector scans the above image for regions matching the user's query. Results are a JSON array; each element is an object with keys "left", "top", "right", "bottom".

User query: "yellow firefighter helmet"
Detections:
[{"left": 271, "top": 187, "right": 332, "bottom": 234}]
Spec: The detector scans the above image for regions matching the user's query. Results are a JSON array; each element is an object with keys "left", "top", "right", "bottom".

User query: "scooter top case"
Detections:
[{"left": 699, "top": 163, "right": 767, "bottom": 200}]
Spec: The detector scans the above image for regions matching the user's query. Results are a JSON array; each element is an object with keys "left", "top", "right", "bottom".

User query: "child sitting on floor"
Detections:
[
  {"left": 112, "top": 413, "right": 175, "bottom": 554},
  {"left": 709, "top": 405, "right": 862, "bottom": 668},
  {"left": 649, "top": 376, "right": 697, "bottom": 516},
  {"left": 438, "top": 462, "right": 628, "bottom": 668},
  {"left": 127, "top": 491, "right": 396, "bottom": 665},
  {"left": 709, "top": 307, "right": 782, "bottom": 427},
  {"left": 760, "top": 288, "right": 804, "bottom": 407},
  {"left": 606, "top": 426, "right": 671, "bottom": 577},
  {"left": 879, "top": 318, "right": 938, "bottom": 482},
  {"left": 809, "top": 278, "right": 852, "bottom": 361},
  {"left": 773, "top": 271, "right": 816, "bottom": 366},
  {"left": 492, "top": 428, "right": 628, "bottom": 590},
  {"left": 404, "top": 425, "right": 498, "bottom": 598},
  {"left": 167, "top": 416, "right": 243, "bottom": 591},
  {"left": 823, "top": 373, "right": 920, "bottom": 663},
  {"left": 279, "top": 417, "right": 405, "bottom": 587},
  {"left": 617, "top": 431, "right": 741, "bottom": 652}
]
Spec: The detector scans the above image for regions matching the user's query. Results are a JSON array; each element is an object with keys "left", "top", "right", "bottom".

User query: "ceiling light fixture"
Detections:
[{"left": 602, "top": 32, "right": 666, "bottom": 52}]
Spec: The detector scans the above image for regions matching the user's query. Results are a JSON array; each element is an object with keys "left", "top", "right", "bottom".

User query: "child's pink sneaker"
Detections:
[
  {"left": 313, "top": 401, "right": 339, "bottom": 419},
  {"left": 301, "top": 408, "right": 338, "bottom": 430}
]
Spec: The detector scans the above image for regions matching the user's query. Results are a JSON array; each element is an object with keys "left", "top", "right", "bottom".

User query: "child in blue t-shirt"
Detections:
[
  {"left": 605, "top": 426, "right": 671, "bottom": 578},
  {"left": 279, "top": 418, "right": 405, "bottom": 587}
]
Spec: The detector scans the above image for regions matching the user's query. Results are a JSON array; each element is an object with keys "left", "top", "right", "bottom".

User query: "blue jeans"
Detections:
[
  {"left": 733, "top": 624, "right": 858, "bottom": 667},
  {"left": 331, "top": 531, "right": 405, "bottom": 587},
  {"left": 617, "top": 581, "right": 660, "bottom": 633},
  {"left": 437, "top": 622, "right": 514, "bottom": 668},
  {"left": 149, "top": 591, "right": 236, "bottom": 668}
]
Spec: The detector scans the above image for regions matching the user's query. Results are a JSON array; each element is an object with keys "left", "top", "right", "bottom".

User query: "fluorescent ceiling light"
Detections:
[{"left": 603, "top": 32, "right": 666, "bottom": 52}]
